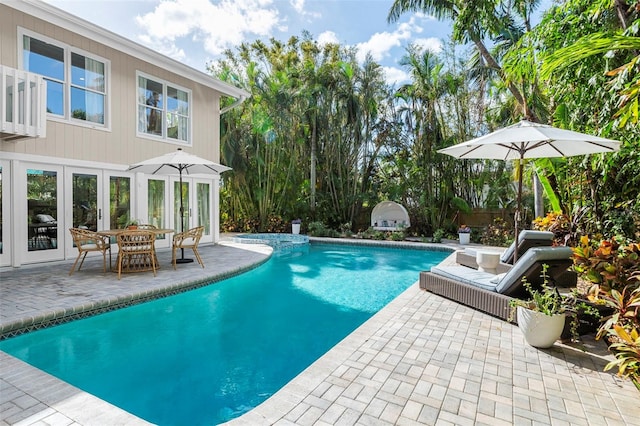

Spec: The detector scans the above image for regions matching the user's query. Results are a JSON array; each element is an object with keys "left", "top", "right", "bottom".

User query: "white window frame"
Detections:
[
  {"left": 17, "top": 27, "right": 111, "bottom": 131},
  {"left": 136, "top": 71, "right": 192, "bottom": 145}
]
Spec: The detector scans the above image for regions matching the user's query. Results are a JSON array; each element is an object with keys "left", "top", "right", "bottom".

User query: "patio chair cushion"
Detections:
[
  {"left": 431, "top": 246, "right": 574, "bottom": 297},
  {"left": 500, "top": 230, "right": 554, "bottom": 264},
  {"left": 495, "top": 246, "right": 573, "bottom": 295},
  {"left": 430, "top": 265, "right": 499, "bottom": 292}
]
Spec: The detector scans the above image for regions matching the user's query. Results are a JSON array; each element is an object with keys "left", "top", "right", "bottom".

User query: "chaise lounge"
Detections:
[
  {"left": 420, "top": 246, "right": 575, "bottom": 323},
  {"left": 456, "top": 230, "right": 554, "bottom": 270}
]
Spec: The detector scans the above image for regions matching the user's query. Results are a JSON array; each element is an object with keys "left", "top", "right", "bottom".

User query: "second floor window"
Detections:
[
  {"left": 137, "top": 73, "right": 190, "bottom": 143},
  {"left": 21, "top": 30, "right": 108, "bottom": 127}
]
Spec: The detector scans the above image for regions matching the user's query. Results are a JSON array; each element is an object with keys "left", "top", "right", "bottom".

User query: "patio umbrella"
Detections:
[
  {"left": 127, "top": 148, "right": 231, "bottom": 263},
  {"left": 437, "top": 120, "right": 621, "bottom": 260}
]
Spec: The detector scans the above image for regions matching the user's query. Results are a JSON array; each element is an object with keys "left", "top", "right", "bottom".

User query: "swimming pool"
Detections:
[{"left": 0, "top": 243, "right": 449, "bottom": 425}]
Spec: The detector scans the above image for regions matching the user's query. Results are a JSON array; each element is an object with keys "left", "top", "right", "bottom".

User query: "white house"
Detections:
[{"left": 0, "top": 0, "right": 248, "bottom": 268}]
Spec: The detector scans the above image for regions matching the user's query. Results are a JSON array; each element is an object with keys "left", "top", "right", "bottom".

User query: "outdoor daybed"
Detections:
[
  {"left": 371, "top": 201, "right": 410, "bottom": 231},
  {"left": 420, "top": 246, "right": 575, "bottom": 322}
]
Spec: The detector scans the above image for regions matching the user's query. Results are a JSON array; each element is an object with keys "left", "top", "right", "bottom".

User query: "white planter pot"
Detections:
[
  {"left": 292, "top": 223, "right": 301, "bottom": 234},
  {"left": 458, "top": 233, "right": 470, "bottom": 245},
  {"left": 516, "top": 306, "right": 565, "bottom": 348}
]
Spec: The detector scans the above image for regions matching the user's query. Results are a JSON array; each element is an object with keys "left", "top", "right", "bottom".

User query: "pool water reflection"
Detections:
[{"left": 0, "top": 243, "right": 448, "bottom": 425}]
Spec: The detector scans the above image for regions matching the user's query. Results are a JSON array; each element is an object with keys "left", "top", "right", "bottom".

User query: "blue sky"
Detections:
[{"left": 45, "top": 0, "right": 550, "bottom": 85}]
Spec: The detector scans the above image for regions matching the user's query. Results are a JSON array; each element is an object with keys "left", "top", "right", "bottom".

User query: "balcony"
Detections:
[{"left": 0, "top": 65, "right": 47, "bottom": 141}]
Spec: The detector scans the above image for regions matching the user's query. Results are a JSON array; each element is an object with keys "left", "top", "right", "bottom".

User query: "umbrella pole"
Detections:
[
  {"left": 176, "top": 170, "right": 194, "bottom": 264},
  {"left": 514, "top": 156, "right": 524, "bottom": 262}
]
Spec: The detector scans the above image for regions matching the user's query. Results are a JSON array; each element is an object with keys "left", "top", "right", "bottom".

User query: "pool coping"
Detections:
[
  {"left": 0, "top": 248, "right": 273, "bottom": 340},
  {"left": 0, "top": 237, "right": 455, "bottom": 341},
  {"left": 0, "top": 237, "right": 461, "bottom": 425},
  {"left": 3, "top": 237, "right": 637, "bottom": 425}
]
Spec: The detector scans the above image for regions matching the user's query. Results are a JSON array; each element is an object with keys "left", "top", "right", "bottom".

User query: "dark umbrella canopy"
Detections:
[{"left": 438, "top": 120, "right": 621, "bottom": 259}]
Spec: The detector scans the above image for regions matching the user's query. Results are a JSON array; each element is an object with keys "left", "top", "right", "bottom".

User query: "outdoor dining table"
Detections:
[
  {"left": 97, "top": 228, "right": 175, "bottom": 237},
  {"left": 97, "top": 228, "right": 175, "bottom": 271}
]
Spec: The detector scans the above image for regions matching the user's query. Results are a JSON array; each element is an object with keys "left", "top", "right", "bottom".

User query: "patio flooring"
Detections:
[{"left": 1, "top": 237, "right": 638, "bottom": 425}]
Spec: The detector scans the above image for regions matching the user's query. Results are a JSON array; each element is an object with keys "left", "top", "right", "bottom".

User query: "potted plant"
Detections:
[
  {"left": 127, "top": 219, "right": 140, "bottom": 230},
  {"left": 510, "top": 275, "right": 567, "bottom": 348},
  {"left": 458, "top": 225, "right": 471, "bottom": 244},
  {"left": 291, "top": 219, "right": 301, "bottom": 235}
]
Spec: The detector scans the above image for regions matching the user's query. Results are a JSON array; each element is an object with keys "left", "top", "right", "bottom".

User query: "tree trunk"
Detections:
[
  {"left": 533, "top": 173, "right": 544, "bottom": 219},
  {"left": 310, "top": 112, "right": 317, "bottom": 214},
  {"left": 472, "top": 39, "right": 539, "bottom": 122}
]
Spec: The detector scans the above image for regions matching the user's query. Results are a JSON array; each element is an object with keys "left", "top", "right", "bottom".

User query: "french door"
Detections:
[
  {"left": 65, "top": 169, "right": 134, "bottom": 256},
  {"left": 170, "top": 177, "right": 214, "bottom": 243},
  {"left": 65, "top": 168, "right": 105, "bottom": 258},
  {"left": 0, "top": 160, "right": 10, "bottom": 267},
  {"left": 21, "top": 162, "right": 64, "bottom": 264}
]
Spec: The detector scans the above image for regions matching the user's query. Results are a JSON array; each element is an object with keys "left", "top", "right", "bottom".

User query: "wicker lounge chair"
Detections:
[
  {"left": 500, "top": 230, "right": 554, "bottom": 264},
  {"left": 420, "top": 246, "right": 574, "bottom": 322},
  {"left": 456, "top": 230, "right": 554, "bottom": 270}
]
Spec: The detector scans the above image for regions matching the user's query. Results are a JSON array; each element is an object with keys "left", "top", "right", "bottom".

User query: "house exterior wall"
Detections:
[
  {"left": 0, "top": 1, "right": 245, "bottom": 268},
  {"left": 0, "top": 4, "right": 223, "bottom": 165}
]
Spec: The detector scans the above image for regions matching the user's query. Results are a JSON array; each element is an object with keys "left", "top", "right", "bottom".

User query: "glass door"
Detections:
[
  {"left": 107, "top": 174, "right": 133, "bottom": 232},
  {"left": 170, "top": 177, "right": 214, "bottom": 243},
  {"left": 147, "top": 177, "right": 170, "bottom": 246},
  {"left": 171, "top": 177, "right": 190, "bottom": 234},
  {"left": 65, "top": 168, "right": 105, "bottom": 257},
  {"left": 0, "top": 160, "right": 10, "bottom": 267},
  {"left": 22, "top": 163, "right": 64, "bottom": 263},
  {"left": 194, "top": 179, "right": 213, "bottom": 243}
]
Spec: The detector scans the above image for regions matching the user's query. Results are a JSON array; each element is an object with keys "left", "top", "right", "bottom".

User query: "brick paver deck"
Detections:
[{"left": 1, "top": 238, "right": 638, "bottom": 425}]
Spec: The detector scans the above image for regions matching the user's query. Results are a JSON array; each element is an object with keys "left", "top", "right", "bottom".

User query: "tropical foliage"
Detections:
[
  {"left": 209, "top": 0, "right": 639, "bottom": 242},
  {"left": 208, "top": 0, "right": 640, "bottom": 386},
  {"left": 572, "top": 236, "right": 640, "bottom": 388}
]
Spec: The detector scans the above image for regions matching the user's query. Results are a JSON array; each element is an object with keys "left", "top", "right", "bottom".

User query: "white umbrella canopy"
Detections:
[
  {"left": 127, "top": 148, "right": 231, "bottom": 263},
  {"left": 438, "top": 120, "right": 621, "bottom": 259},
  {"left": 127, "top": 147, "right": 232, "bottom": 176},
  {"left": 438, "top": 120, "right": 621, "bottom": 160}
]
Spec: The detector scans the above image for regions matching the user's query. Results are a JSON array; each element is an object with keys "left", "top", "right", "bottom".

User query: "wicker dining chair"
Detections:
[
  {"left": 115, "top": 230, "right": 157, "bottom": 280},
  {"left": 69, "top": 228, "right": 112, "bottom": 275},
  {"left": 172, "top": 226, "right": 205, "bottom": 269}
]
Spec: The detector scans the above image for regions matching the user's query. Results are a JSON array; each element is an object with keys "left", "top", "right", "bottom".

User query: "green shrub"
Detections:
[
  {"left": 307, "top": 221, "right": 339, "bottom": 237},
  {"left": 339, "top": 222, "right": 353, "bottom": 237},
  {"left": 481, "top": 218, "right": 513, "bottom": 247},
  {"left": 390, "top": 231, "right": 405, "bottom": 241}
]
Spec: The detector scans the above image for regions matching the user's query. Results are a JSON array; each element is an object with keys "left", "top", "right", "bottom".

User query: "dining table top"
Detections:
[{"left": 97, "top": 228, "right": 176, "bottom": 236}]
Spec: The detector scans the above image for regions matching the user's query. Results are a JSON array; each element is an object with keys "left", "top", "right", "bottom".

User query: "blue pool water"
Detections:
[{"left": 0, "top": 243, "right": 448, "bottom": 425}]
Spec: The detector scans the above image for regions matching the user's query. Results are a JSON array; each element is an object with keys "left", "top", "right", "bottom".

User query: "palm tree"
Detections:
[{"left": 388, "top": 0, "right": 540, "bottom": 121}]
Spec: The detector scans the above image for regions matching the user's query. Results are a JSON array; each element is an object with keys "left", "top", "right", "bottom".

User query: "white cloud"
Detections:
[
  {"left": 290, "top": 0, "right": 321, "bottom": 20},
  {"left": 317, "top": 31, "right": 339, "bottom": 46},
  {"left": 413, "top": 37, "right": 443, "bottom": 54},
  {"left": 290, "top": 0, "right": 305, "bottom": 14},
  {"left": 355, "top": 16, "right": 422, "bottom": 63},
  {"left": 135, "top": 0, "right": 281, "bottom": 57},
  {"left": 382, "top": 66, "right": 410, "bottom": 85}
]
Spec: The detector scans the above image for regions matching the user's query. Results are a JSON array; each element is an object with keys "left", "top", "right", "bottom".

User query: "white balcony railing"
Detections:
[{"left": 0, "top": 65, "right": 47, "bottom": 140}]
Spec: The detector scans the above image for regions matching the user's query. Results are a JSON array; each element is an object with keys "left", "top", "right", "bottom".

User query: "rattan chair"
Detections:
[
  {"left": 116, "top": 230, "right": 157, "bottom": 280},
  {"left": 172, "top": 226, "right": 204, "bottom": 269},
  {"left": 69, "top": 228, "right": 112, "bottom": 275}
]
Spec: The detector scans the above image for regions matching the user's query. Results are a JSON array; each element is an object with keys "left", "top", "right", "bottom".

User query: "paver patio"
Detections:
[{"left": 1, "top": 237, "right": 638, "bottom": 425}]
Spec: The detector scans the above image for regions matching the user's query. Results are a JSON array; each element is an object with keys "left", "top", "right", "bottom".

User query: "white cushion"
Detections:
[{"left": 490, "top": 273, "right": 507, "bottom": 284}]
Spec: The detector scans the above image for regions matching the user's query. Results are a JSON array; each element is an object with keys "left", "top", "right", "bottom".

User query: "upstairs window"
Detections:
[
  {"left": 137, "top": 73, "right": 190, "bottom": 143},
  {"left": 20, "top": 29, "right": 108, "bottom": 127}
]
